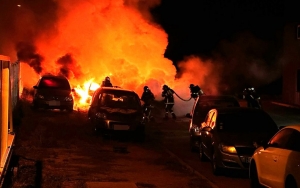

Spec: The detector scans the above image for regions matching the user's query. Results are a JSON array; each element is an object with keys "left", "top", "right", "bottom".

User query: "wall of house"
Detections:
[{"left": 282, "top": 22, "right": 300, "bottom": 105}]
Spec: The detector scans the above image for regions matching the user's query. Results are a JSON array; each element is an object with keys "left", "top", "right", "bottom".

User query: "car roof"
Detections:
[
  {"left": 281, "top": 125, "right": 300, "bottom": 132},
  {"left": 41, "top": 74, "right": 68, "bottom": 80},
  {"left": 198, "top": 95, "right": 238, "bottom": 100},
  {"left": 97, "top": 87, "right": 136, "bottom": 93},
  {"left": 212, "top": 107, "right": 264, "bottom": 114}
]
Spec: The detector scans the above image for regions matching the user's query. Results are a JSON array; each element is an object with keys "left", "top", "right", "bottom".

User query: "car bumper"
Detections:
[
  {"left": 94, "top": 119, "right": 145, "bottom": 132},
  {"left": 33, "top": 99, "right": 73, "bottom": 109},
  {"left": 216, "top": 150, "right": 252, "bottom": 170},
  {"left": 189, "top": 129, "right": 201, "bottom": 147}
]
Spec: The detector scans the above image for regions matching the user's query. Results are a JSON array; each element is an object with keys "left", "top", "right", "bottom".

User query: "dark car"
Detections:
[
  {"left": 187, "top": 95, "right": 240, "bottom": 151},
  {"left": 198, "top": 107, "right": 278, "bottom": 175},
  {"left": 32, "top": 74, "right": 74, "bottom": 112},
  {"left": 88, "top": 87, "right": 145, "bottom": 141}
]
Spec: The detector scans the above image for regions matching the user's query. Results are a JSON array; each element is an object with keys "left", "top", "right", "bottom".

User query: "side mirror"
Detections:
[
  {"left": 185, "top": 113, "right": 192, "bottom": 118},
  {"left": 33, "top": 86, "right": 38, "bottom": 89},
  {"left": 260, "top": 140, "right": 269, "bottom": 149}
]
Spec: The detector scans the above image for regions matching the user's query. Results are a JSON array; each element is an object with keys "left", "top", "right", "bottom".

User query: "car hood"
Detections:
[
  {"left": 99, "top": 106, "right": 140, "bottom": 114},
  {"left": 37, "top": 89, "right": 71, "bottom": 96},
  {"left": 218, "top": 132, "right": 273, "bottom": 147}
]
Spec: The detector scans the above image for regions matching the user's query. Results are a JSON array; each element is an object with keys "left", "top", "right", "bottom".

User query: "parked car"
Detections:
[
  {"left": 250, "top": 125, "right": 300, "bottom": 188},
  {"left": 198, "top": 107, "right": 278, "bottom": 175},
  {"left": 32, "top": 74, "right": 74, "bottom": 112},
  {"left": 187, "top": 95, "right": 240, "bottom": 152},
  {"left": 88, "top": 87, "right": 145, "bottom": 141}
]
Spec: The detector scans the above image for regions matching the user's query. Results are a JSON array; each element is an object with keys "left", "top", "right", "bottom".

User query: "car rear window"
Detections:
[
  {"left": 216, "top": 112, "right": 278, "bottom": 132},
  {"left": 39, "top": 77, "right": 71, "bottom": 90},
  {"left": 99, "top": 90, "right": 140, "bottom": 110}
]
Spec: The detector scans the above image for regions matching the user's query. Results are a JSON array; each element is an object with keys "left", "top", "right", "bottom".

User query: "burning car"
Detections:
[{"left": 88, "top": 87, "right": 145, "bottom": 141}]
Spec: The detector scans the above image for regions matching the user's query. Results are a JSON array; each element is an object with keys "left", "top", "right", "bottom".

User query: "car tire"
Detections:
[
  {"left": 199, "top": 142, "right": 207, "bottom": 161},
  {"left": 249, "top": 162, "right": 262, "bottom": 188},
  {"left": 285, "top": 176, "right": 297, "bottom": 188},
  {"left": 66, "top": 106, "right": 74, "bottom": 113},
  {"left": 211, "top": 151, "right": 222, "bottom": 175}
]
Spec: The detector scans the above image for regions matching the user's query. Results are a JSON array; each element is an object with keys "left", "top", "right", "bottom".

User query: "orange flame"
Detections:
[{"left": 20, "top": 0, "right": 212, "bottom": 115}]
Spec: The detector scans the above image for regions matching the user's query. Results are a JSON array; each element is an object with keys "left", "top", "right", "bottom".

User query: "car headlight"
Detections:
[
  {"left": 65, "top": 95, "right": 73, "bottom": 102},
  {"left": 191, "top": 125, "right": 199, "bottom": 132},
  {"left": 37, "top": 94, "right": 44, "bottom": 99},
  {"left": 220, "top": 144, "right": 237, "bottom": 154},
  {"left": 95, "top": 112, "right": 107, "bottom": 119}
]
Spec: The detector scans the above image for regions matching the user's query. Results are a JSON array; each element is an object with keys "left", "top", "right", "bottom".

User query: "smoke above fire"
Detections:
[{"left": 1, "top": 0, "right": 206, "bottom": 115}]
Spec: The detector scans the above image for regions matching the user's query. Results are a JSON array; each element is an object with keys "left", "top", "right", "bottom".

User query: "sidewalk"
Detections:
[{"left": 271, "top": 101, "right": 300, "bottom": 109}]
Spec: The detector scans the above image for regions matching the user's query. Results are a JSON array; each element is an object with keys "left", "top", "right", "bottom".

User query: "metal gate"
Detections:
[{"left": 0, "top": 55, "right": 18, "bottom": 186}]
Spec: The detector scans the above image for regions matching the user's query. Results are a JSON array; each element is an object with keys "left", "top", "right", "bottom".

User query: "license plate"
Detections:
[
  {"left": 114, "top": 124, "right": 130, "bottom": 130},
  {"left": 241, "top": 156, "right": 252, "bottom": 163},
  {"left": 48, "top": 100, "right": 60, "bottom": 106}
]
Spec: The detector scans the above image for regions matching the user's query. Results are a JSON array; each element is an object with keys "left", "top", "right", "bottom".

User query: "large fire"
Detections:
[{"left": 17, "top": 0, "right": 214, "bottom": 115}]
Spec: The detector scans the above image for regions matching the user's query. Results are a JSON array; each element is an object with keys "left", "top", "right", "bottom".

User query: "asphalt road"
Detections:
[
  {"left": 5, "top": 98, "right": 300, "bottom": 188},
  {"left": 7, "top": 99, "right": 214, "bottom": 188},
  {"left": 148, "top": 99, "right": 300, "bottom": 188}
]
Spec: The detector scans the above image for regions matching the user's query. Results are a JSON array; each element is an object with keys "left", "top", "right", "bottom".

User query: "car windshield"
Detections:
[
  {"left": 216, "top": 112, "right": 277, "bottom": 132},
  {"left": 99, "top": 91, "right": 140, "bottom": 109},
  {"left": 39, "top": 77, "right": 71, "bottom": 90}
]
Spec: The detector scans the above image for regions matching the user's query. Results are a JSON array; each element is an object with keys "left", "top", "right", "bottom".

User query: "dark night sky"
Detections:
[
  {"left": 152, "top": 0, "right": 285, "bottom": 62},
  {"left": 2, "top": 0, "right": 300, "bottom": 94},
  {"left": 149, "top": 0, "right": 300, "bottom": 94}
]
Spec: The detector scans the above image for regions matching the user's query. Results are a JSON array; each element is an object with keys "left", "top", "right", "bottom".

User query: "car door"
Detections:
[
  {"left": 258, "top": 128, "right": 294, "bottom": 187},
  {"left": 279, "top": 129, "right": 300, "bottom": 187},
  {"left": 201, "top": 110, "right": 216, "bottom": 158}
]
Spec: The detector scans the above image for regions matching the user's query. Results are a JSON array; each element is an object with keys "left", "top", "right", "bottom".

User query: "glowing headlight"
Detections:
[
  {"left": 220, "top": 144, "right": 237, "bottom": 154},
  {"left": 95, "top": 112, "right": 107, "bottom": 119},
  {"left": 191, "top": 125, "right": 199, "bottom": 132},
  {"left": 65, "top": 96, "right": 73, "bottom": 102},
  {"left": 37, "top": 94, "right": 44, "bottom": 99}
]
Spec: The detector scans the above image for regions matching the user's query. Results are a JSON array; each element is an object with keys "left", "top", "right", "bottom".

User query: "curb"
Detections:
[{"left": 271, "top": 102, "right": 300, "bottom": 109}]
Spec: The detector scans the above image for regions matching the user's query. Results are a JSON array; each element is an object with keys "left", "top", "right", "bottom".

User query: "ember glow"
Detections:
[{"left": 16, "top": 0, "right": 210, "bottom": 114}]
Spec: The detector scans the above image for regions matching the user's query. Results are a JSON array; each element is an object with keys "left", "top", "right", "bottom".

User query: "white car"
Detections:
[{"left": 249, "top": 125, "right": 300, "bottom": 188}]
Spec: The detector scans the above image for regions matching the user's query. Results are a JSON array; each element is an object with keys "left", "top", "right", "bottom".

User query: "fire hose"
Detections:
[{"left": 173, "top": 91, "right": 193, "bottom": 102}]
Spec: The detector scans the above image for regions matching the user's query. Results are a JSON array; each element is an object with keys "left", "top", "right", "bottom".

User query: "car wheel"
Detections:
[
  {"left": 199, "top": 142, "right": 207, "bottom": 161},
  {"left": 66, "top": 106, "right": 74, "bottom": 112},
  {"left": 211, "top": 151, "right": 222, "bottom": 175},
  {"left": 249, "top": 162, "right": 262, "bottom": 188},
  {"left": 285, "top": 176, "right": 297, "bottom": 188}
]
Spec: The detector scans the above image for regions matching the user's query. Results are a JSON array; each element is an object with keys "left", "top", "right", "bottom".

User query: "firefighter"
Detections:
[
  {"left": 141, "top": 86, "right": 155, "bottom": 121},
  {"left": 243, "top": 87, "right": 261, "bottom": 109},
  {"left": 101, "top": 76, "right": 113, "bottom": 87},
  {"left": 189, "top": 84, "right": 204, "bottom": 100},
  {"left": 162, "top": 85, "right": 176, "bottom": 119}
]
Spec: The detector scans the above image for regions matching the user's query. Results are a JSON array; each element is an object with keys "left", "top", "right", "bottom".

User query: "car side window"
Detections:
[
  {"left": 269, "top": 128, "right": 294, "bottom": 149},
  {"left": 286, "top": 130, "right": 300, "bottom": 152}
]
